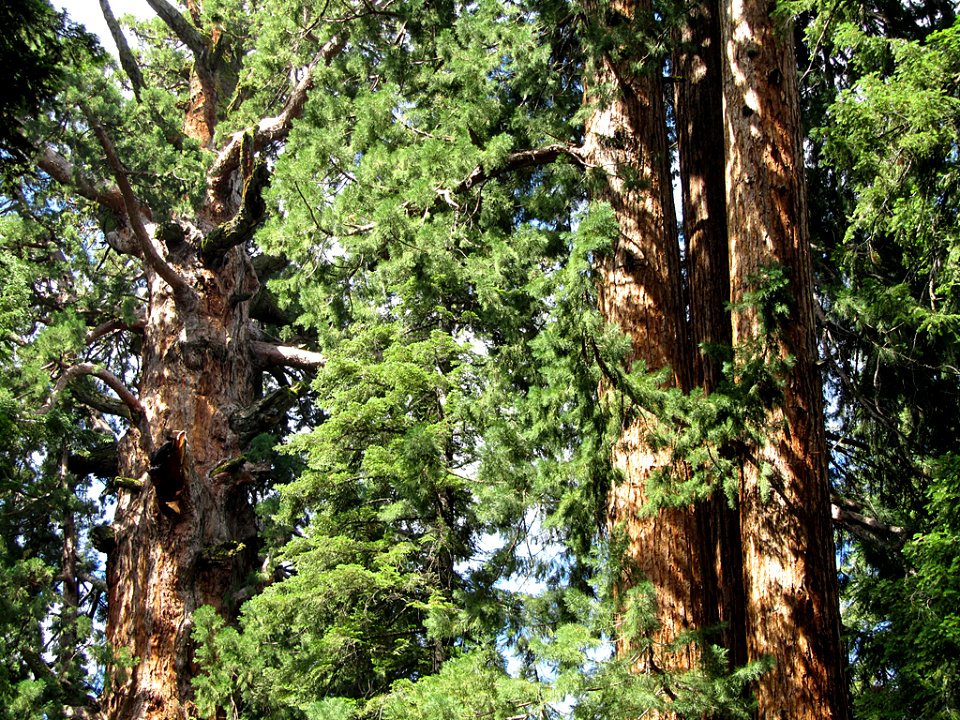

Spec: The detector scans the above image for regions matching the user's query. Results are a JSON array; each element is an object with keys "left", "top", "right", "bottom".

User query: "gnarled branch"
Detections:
[
  {"left": 208, "top": 32, "right": 348, "bottom": 193},
  {"left": 144, "top": 0, "right": 206, "bottom": 56},
  {"left": 90, "top": 119, "right": 195, "bottom": 301},
  {"left": 37, "top": 147, "right": 125, "bottom": 217},
  {"left": 202, "top": 136, "right": 270, "bottom": 265}
]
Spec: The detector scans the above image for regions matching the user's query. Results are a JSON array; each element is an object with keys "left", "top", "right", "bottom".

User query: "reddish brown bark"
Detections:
[
  {"left": 104, "top": 241, "right": 262, "bottom": 720},
  {"left": 719, "top": 1, "right": 849, "bottom": 716},
  {"left": 674, "top": 0, "right": 747, "bottom": 671},
  {"left": 583, "top": 0, "right": 706, "bottom": 678}
]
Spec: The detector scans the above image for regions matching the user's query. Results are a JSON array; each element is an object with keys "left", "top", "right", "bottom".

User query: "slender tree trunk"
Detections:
[
  {"left": 105, "top": 246, "right": 262, "bottom": 720},
  {"left": 673, "top": 0, "right": 747, "bottom": 671},
  {"left": 59, "top": 446, "right": 81, "bottom": 679},
  {"left": 582, "top": 0, "right": 707, "bottom": 677},
  {"left": 719, "top": 0, "right": 849, "bottom": 715}
]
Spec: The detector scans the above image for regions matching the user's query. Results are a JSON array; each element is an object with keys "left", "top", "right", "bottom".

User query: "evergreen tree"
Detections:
[{"left": 11, "top": 0, "right": 959, "bottom": 717}]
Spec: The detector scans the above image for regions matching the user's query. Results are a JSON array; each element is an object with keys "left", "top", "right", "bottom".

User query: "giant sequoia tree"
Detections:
[{"left": 8, "top": 0, "right": 957, "bottom": 718}]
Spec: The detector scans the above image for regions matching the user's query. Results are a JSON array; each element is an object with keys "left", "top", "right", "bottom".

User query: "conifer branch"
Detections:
[
  {"left": 100, "top": 0, "right": 146, "bottom": 99},
  {"left": 208, "top": 32, "right": 348, "bottom": 192},
  {"left": 144, "top": 0, "right": 206, "bottom": 56},
  {"left": 89, "top": 119, "right": 195, "bottom": 300},
  {"left": 36, "top": 147, "right": 126, "bottom": 217},
  {"left": 250, "top": 341, "right": 326, "bottom": 370},
  {"left": 452, "top": 143, "right": 585, "bottom": 196}
]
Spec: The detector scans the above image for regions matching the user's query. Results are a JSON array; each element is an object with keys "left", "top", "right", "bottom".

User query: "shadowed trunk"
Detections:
[
  {"left": 674, "top": 0, "right": 747, "bottom": 672},
  {"left": 719, "top": 0, "right": 849, "bottom": 715}
]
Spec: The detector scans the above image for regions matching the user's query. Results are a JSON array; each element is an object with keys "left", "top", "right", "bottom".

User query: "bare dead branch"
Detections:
[
  {"left": 144, "top": 0, "right": 206, "bottom": 56},
  {"left": 89, "top": 119, "right": 195, "bottom": 301},
  {"left": 251, "top": 341, "right": 325, "bottom": 370}
]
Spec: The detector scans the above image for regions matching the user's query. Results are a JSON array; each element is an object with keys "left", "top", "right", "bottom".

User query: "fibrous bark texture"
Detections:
[
  {"left": 719, "top": 0, "right": 849, "bottom": 715},
  {"left": 674, "top": 0, "right": 746, "bottom": 670},
  {"left": 583, "top": 0, "right": 707, "bottom": 679},
  {"left": 105, "top": 239, "right": 261, "bottom": 720}
]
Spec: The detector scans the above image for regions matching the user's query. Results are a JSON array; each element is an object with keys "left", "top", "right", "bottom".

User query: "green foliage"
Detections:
[
  {"left": 799, "top": 3, "right": 960, "bottom": 718},
  {"left": 0, "top": 0, "right": 100, "bottom": 168},
  {"left": 9, "top": 0, "right": 960, "bottom": 716}
]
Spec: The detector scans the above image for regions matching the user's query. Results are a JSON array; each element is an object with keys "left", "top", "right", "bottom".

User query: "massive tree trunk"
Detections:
[
  {"left": 28, "top": 4, "right": 332, "bottom": 718},
  {"left": 582, "top": 0, "right": 708, "bottom": 677},
  {"left": 719, "top": 0, "right": 849, "bottom": 716},
  {"left": 104, "top": 244, "right": 261, "bottom": 720},
  {"left": 673, "top": 0, "right": 746, "bottom": 671}
]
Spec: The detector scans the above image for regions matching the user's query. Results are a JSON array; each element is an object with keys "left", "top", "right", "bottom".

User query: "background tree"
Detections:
[{"left": 798, "top": 0, "right": 960, "bottom": 715}]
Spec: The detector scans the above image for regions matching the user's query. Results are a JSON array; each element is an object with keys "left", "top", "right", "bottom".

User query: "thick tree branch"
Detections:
[
  {"left": 452, "top": 143, "right": 585, "bottom": 197},
  {"left": 831, "top": 494, "right": 908, "bottom": 544},
  {"left": 144, "top": 0, "right": 206, "bottom": 56},
  {"left": 230, "top": 382, "right": 306, "bottom": 446},
  {"left": 36, "top": 147, "right": 126, "bottom": 217},
  {"left": 208, "top": 32, "right": 348, "bottom": 192},
  {"left": 202, "top": 135, "right": 270, "bottom": 265},
  {"left": 85, "top": 316, "right": 146, "bottom": 345},
  {"left": 251, "top": 341, "right": 325, "bottom": 370},
  {"left": 100, "top": 0, "right": 146, "bottom": 99},
  {"left": 70, "top": 380, "right": 133, "bottom": 419},
  {"left": 90, "top": 120, "right": 195, "bottom": 301},
  {"left": 41, "top": 363, "right": 149, "bottom": 438},
  {"left": 68, "top": 441, "right": 120, "bottom": 480}
]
